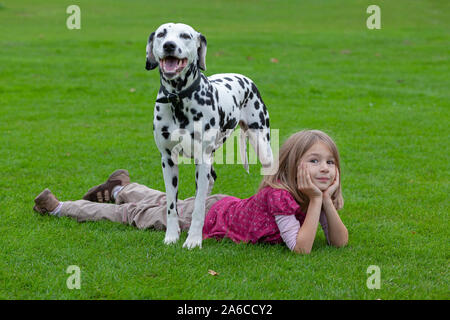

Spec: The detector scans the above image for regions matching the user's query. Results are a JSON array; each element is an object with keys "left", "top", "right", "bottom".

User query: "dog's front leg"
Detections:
[
  {"left": 161, "top": 155, "right": 180, "bottom": 245},
  {"left": 183, "top": 161, "right": 211, "bottom": 249}
]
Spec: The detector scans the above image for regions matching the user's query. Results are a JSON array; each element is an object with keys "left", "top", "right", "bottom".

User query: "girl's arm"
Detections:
[
  {"left": 322, "top": 170, "right": 348, "bottom": 247},
  {"left": 294, "top": 197, "right": 322, "bottom": 254},
  {"left": 293, "top": 163, "right": 323, "bottom": 254},
  {"left": 322, "top": 197, "right": 348, "bottom": 247}
]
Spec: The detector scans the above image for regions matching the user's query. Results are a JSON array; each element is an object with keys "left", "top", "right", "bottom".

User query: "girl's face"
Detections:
[{"left": 299, "top": 142, "right": 337, "bottom": 191}]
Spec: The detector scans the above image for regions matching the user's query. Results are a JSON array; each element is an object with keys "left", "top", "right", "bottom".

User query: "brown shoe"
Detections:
[
  {"left": 82, "top": 169, "right": 130, "bottom": 203},
  {"left": 33, "top": 188, "right": 60, "bottom": 215}
]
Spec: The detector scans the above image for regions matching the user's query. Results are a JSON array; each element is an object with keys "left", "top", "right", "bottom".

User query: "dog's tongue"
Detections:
[{"left": 163, "top": 57, "right": 179, "bottom": 72}]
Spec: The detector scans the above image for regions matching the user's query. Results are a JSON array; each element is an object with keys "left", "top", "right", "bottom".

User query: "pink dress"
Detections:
[{"left": 203, "top": 186, "right": 307, "bottom": 245}]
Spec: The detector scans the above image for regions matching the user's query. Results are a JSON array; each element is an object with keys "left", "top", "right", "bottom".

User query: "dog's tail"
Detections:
[
  {"left": 238, "top": 121, "right": 273, "bottom": 174},
  {"left": 239, "top": 124, "right": 249, "bottom": 173}
]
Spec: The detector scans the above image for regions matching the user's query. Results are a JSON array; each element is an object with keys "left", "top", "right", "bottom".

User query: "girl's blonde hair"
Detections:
[{"left": 259, "top": 129, "right": 344, "bottom": 210}]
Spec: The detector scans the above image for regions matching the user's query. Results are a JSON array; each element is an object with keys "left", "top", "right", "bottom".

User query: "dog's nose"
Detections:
[{"left": 163, "top": 41, "right": 177, "bottom": 53}]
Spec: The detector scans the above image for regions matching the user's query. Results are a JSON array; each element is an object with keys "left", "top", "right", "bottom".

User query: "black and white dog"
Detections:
[{"left": 145, "top": 23, "right": 273, "bottom": 249}]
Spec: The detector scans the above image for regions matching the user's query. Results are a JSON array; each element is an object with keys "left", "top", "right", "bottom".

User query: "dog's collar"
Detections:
[{"left": 156, "top": 76, "right": 201, "bottom": 105}]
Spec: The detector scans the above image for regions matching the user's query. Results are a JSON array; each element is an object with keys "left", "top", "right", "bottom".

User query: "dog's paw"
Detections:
[
  {"left": 163, "top": 233, "right": 180, "bottom": 245},
  {"left": 182, "top": 233, "right": 203, "bottom": 250},
  {"left": 163, "top": 228, "right": 180, "bottom": 245}
]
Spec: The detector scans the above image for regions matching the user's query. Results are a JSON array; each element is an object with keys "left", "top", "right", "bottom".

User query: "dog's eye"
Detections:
[
  {"left": 180, "top": 33, "right": 191, "bottom": 40},
  {"left": 156, "top": 29, "right": 167, "bottom": 38}
]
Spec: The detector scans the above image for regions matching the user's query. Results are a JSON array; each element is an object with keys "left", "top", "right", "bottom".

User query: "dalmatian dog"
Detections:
[{"left": 145, "top": 23, "right": 273, "bottom": 249}]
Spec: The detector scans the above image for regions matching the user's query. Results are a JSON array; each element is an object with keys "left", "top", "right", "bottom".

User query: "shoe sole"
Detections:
[
  {"left": 108, "top": 169, "right": 130, "bottom": 184},
  {"left": 82, "top": 170, "right": 130, "bottom": 202}
]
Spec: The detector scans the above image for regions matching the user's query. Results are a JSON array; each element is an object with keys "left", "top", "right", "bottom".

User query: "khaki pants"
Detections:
[{"left": 60, "top": 183, "right": 229, "bottom": 231}]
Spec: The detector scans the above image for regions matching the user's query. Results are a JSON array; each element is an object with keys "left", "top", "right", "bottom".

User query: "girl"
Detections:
[{"left": 33, "top": 130, "right": 348, "bottom": 254}]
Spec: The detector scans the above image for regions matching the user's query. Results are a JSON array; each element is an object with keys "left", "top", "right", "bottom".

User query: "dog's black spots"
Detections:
[
  {"left": 156, "top": 106, "right": 160, "bottom": 112},
  {"left": 249, "top": 92, "right": 254, "bottom": 100},
  {"left": 201, "top": 91, "right": 205, "bottom": 96},
  {"left": 214, "top": 78, "right": 223, "bottom": 82},
  {"left": 225, "top": 83, "right": 232, "bottom": 90},
  {"left": 210, "top": 118, "right": 215, "bottom": 126},
  {"left": 218, "top": 107, "right": 226, "bottom": 127},
  {"left": 215, "top": 90, "right": 219, "bottom": 102},
  {"left": 223, "top": 117, "right": 237, "bottom": 130},
  {"left": 162, "top": 162, "right": 166, "bottom": 168},
  {"left": 162, "top": 126, "right": 169, "bottom": 132},
  {"left": 254, "top": 101, "right": 260, "bottom": 110},
  {"left": 259, "top": 111, "right": 266, "bottom": 126},
  {"left": 233, "top": 95, "right": 239, "bottom": 109},
  {"left": 205, "top": 123, "right": 211, "bottom": 131},
  {"left": 195, "top": 171, "right": 198, "bottom": 180},
  {"left": 243, "top": 77, "right": 249, "bottom": 85},
  {"left": 173, "top": 101, "right": 190, "bottom": 129},
  {"left": 184, "top": 64, "right": 194, "bottom": 83},
  {"left": 170, "top": 202, "right": 174, "bottom": 210},
  {"left": 190, "top": 108, "right": 197, "bottom": 114},
  {"left": 178, "top": 48, "right": 182, "bottom": 54},
  {"left": 165, "top": 148, "right": 172, "bottom": 156},
  {"left": 262, "top": 103, "right": 268, "bottom": 115},
  {"left": 207, "top": 173, "right": 210, "bottom": 180},
  {"left": 251, "top": 83, "right": 257, "bottom": 94},
  {"left": 193, "top": 112, "right": 203, "bottom": 121},
  {"left": 236, "top": 77, "right": 245, "bottom": 90},
  {"left": 266, "top": 132, "right": 270, "bottom": 142},
  {"left": 168, "top": 158, "right": 174, "bottom": 167},
  {"left": 224, "top": 77, "right": 233, "bottom": 82},
  {"left": 249, "top": 122, "right": 260, "bottom": 129},
  {"left": 156, "top": 116, "right": 162, "bottom": 121},
  {"left": 265, "top": 118, "right": 270, "bottom": 128},
  {"left": 211, "top": 167, "right": 217, "bottom": 181},
  {"left": 172, "top": 176, "right": 178, "bottom": 188},
  {"left": 194, "top": 92, "right": 205, "bottom": 105},
  {"left": 162, "top": 132, "right": 170, "bottom": 139}
]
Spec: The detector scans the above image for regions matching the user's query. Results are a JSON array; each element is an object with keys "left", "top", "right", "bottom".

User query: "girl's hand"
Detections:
[
  {"left": 323, "top": 169, "right": 340, "bottom": 200},
  {"left": 297, "top": 162, "right": 322, "bottom": 200}
]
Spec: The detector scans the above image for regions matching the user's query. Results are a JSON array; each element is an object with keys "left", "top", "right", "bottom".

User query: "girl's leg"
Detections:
[
  {"left": 114, "top": 183, "right": 167, "bottom": 205},
  {"left": 57, "top": 190, "right": 230, "bottom": 231},
  {"left": 60, "top": 200, "right": 137, "bottom": 225},
  {"left": 117, "top": 192, "right": 231, "bottom": 231}
]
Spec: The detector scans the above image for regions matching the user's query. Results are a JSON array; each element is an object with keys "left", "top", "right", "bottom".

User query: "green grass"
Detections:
[{"left": 0, "top": 0, "right": 449, "bottom": 299}]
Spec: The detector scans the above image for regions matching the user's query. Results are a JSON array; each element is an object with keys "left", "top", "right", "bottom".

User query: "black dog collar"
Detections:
[{"left": 156, "top": 76, "right": 201, "bottom": 105}]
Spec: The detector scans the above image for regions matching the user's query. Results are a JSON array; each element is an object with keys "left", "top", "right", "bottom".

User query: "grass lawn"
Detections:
[{"left": 0, "top": 0, "right": 448, "bottom": 299}]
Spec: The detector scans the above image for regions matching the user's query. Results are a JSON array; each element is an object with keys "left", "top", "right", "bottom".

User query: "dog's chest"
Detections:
[{"left": 153, "top": 75, "right": 248, "bottom": 151}]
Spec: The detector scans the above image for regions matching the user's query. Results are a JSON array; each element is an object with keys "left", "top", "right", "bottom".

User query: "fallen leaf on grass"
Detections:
[
  {"left": 208, "top": 269, "right": 219, "bottom": 276},
  {"left": 270, "top": 58, "right": 279, "bottom": 63}
]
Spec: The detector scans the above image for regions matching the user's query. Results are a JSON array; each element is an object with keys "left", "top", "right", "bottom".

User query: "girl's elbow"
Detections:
[
  {"left": 332, "top": 231, "right": 348, "bottom": 248},
  {"left": 293, "top": 244, "right": 312, "bottom": 255}
]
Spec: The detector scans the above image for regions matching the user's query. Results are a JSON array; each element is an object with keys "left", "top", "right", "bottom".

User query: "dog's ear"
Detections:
[
  {"left": 197, "top": 33, "right": 207, "bottom": 71},
  {"left": 145, "top": 32, "right": 158, "bottom": 70}
]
